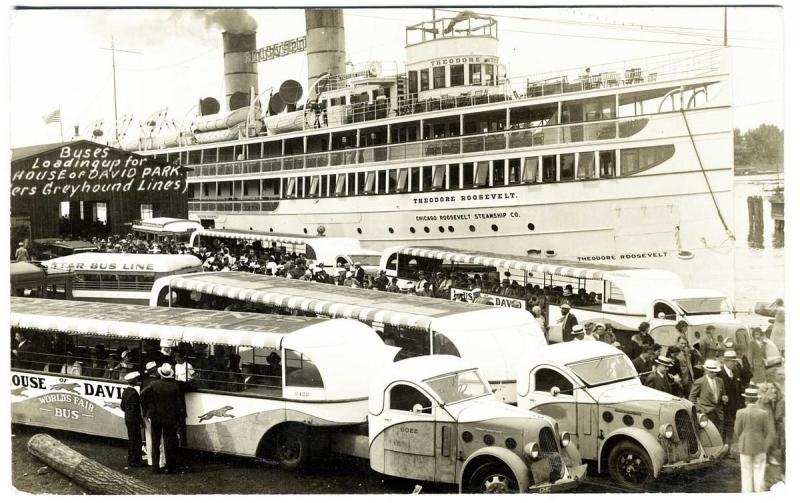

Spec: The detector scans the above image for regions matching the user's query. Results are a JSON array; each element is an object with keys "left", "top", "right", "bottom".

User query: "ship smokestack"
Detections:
[
  {"left": 222, "top": 31, "right": 259, "bottom": 111},
  {"left": 305, "top": 9, "right": 346, "bottom": 95}
]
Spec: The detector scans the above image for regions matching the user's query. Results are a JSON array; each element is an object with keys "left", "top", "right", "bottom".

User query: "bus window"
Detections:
[
  {"left": 534, "top": 368, "right": 573, "bottom": 396},
  {"left": 385, "top": 253, "right": 398, "bottom": 274},
  {"left": 389, "top": 383, "right": 432, "bottom": 413},
  {"left": 433, "top": 332, "right": 460, "bottom": 357},
  {"left": 653, "top": 301, "right": 677, "bottom": 320},
  {"left": 389, "top": 327, "right": 430, "bottom": 361},
  {"left": 285, "top": 350, "right": 323, "bottom": 388},
  {"left": 604, "top": 281, "right": 626, "bottom": 305}
]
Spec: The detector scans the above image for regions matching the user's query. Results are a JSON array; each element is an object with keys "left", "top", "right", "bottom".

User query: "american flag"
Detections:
[{"left": 42, "top": 108, "right": 61, "bottom": 124}]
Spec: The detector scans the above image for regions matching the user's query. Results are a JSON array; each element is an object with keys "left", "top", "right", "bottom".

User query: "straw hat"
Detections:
[
  {"left": 560, "top": 303, "right": 571, "bottom": 309},
  {"left": 124, "top": 371, "right": 140, "bottom": 382},
  {"left": 158, "top": 363, "right": 174, "bottom": 379},
  {"left": 723, "top": 350, "right": 738, "bottom": 359},
  {"left": 654, "top": 355, "right": 673, "bottom": 367},
  {"left": 702, "top": 359, "right": 721, "bottom": 372},
  {"left": 571, "top": 326, "right": 586, "bottom": 337},
  {"left": 741, "top": 387, "right": 760, "bottom": 400}
]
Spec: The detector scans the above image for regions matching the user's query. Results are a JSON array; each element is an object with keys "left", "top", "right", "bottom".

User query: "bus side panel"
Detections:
[
  {"left": 284, "top": 399, "right": 369, "bottom": 426},
  {"left": 11, "top": 371, "right": 128, "bottom": 440}
]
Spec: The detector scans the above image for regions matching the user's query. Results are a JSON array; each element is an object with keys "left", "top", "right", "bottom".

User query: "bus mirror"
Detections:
[
  {"left": 412, "top": 403, "right": 425, "bottom": 414},
  {"left": 550, "top": 386, "right": 561, "bottom": 397}
]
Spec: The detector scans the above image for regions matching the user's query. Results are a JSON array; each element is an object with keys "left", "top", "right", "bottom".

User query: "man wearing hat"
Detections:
[
  {"left": 353, "top": 262, "right": 365, "bottom": 285},
  {"left": 734, "top": 388, "right": 775, "bottom": 492},
  {"left": 720, "top": 350, "right": 746, "bottom": 445},
  {"left": 374, "top": 270, "right": 389, "bottom": 291},
  {"left": 14, "top": 242, "right": 29, "bottom": 262},
  {"left": 472, "top": 288, "right": 494, "bottom": 305},
  {"left": 140, "top": 363, "right": 182, "bottom": 474},
  {"left": 630, "top": 322, "right": 655, "bottom": 359},
  {"left": 560, "top": 303, "right": 578, "bottom": 342},
  {"left": 140, "top": 361, "right": 161, "bottom": 468},
  {"left": 571, "top": 325, "right": 591, "bottom": 341},
  {"left": 645, "top": 355, "right": 681, "bottom": 396},
  {"left": 689, "top": 359, "right": 726, "bottom": 428},
  {"left": 120, "top": 372, "right": 145, "bottom": 468},
  {"left": 698, "top": 325, "right": 722, "bottom": 361}
]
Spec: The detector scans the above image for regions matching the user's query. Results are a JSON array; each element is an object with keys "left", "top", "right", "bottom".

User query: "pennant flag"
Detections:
[{"left": 42, "top": 108, "right": 61, "bottom": 124}]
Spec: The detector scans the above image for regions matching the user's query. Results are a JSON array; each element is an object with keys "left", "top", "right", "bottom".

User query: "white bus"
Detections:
[
  {"left": 382, "top": 246, "right": 749, "bottom": 348},
  {"left": 149, "top": 271, "right": 547, "bottom": 403},
  {"left": 42, "top": 253, "right": 202, "bottom": 304},
  {"left": 189, "top": 228, "right": 382, "bottom": 274},
  {"left": 131, "top": 217, "right": 204, "bottom": 244},
  {"left": 10, "top": 297, "right": 583, "bottom": 493}
]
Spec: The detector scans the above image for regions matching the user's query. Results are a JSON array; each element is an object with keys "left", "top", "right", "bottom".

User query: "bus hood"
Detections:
[
  {"left": 587, "top": 380, "right": 681, "bottom": 406},
  {"left": 447, "top": 394, "right": 544, "bottom": 423}
]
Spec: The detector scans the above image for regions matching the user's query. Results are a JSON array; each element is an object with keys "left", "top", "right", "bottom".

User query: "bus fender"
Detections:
[
  {"left": 598, "top": 427, "right": 665, "bottom": 477},
  {"left": 697, "top": 419, "right": 723, "bottom": 448},
  {"left": 459, "top": 446, "right": 531, "bottom": 493}
]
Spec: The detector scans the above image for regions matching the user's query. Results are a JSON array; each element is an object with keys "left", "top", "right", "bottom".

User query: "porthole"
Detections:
[
  {"left": 643, "top": 418, "right": 655, "bottom": 430},
  {"left": 505, "top": 438, "right": 517, "bottom": 450},
  {"left": 469, "top": 225, "right": 476, "bottom": 232},
  {"left": 602, "top": 411, "right": 614, "bottom": 423},
  {"left": 424, "top": 226, "right": 430, "bottom": 233},
  {"left": 462, "top": 431, "right": 473, "bottom": 443},
  {"left": 410, "top": 227, "right": 416, "bottom": 234},
  {"left": 269, "top": 228, "right": 274, "bottom": 232},
  {"left": 388, "top": 227, "right": 394, "bottom": 234},
  {"left": 303, "top": 228, "right": 308, "bottom": 234},
  {"left": 438, "top": 226, "right": 445, "bottom": 233},
  {"left": 357, "top": 227, "right": 363, "bottom": 234},
  {"left": 491, "top": 224, "right": 499, "bottom": 232},
  {"left": 527, "top": 223, "right": 535, "bottom": 231},
  {"left": 483, "top": 434, "right": 495, "bottom": 446},
  {"left": 622, "top": 415, "right": 634, "bottom": 426},
  {"left": 448, "top": 226, "right": 454, "bottom": 232}
]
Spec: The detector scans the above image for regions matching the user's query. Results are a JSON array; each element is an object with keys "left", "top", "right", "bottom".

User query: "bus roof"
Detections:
[
  {"left": 42, "top": 252, "right": 202, "bottom": 273},
  {"left": 192, "top": 228, "right": 360, "bottom": 248},
  {"left": 132, "top": 217, "right": 203, "bottom": 233},
  {"left": 395, "top": 246, "right": 640, "bottom": 281},
  {"left": 163, "top": 271, "right": 497, "bottom": 330},
  {"left": 10, "top": 262, "right": 45, "bottom": 283}
]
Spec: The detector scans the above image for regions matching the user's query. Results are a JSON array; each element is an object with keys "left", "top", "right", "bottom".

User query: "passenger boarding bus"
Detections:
[
  {"left": 131, "top": 217, "right": 204, "bottom": 244},
  {"left": 10, "top": 297, "right": 395, "bottom": 471},
  {"left": 149, "top": 271, "right": 547, "bottom": 403},
  {"left": 189, "top": 228, "right": 382, "bottom": 275},
  {"left": 381, "top": 246, "right": 749, "bottom": 349},
  {"left": 42, "top": 253, "right": 202, "bottom": 304}
]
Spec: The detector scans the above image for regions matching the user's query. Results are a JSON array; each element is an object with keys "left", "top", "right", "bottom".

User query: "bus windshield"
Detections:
[
  {"left": 425, "top": 370, "right": 491, "bottom": 404},
  {"left": 567, "top": 355, "right": 638, "bottom": 386},
  {"left": 674, "top": 297, "right": 731, "bottom": 315}
]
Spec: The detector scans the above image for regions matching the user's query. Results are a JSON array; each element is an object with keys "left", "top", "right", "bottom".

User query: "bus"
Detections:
[
  {"left": 42, "top": 253, "right": 202, "bottom": 304},
  {"left": 381, "top": 246, "right": 750, "bottom": 349},
  {"left": 31, "top": 239, "right": 97, "bottom": 260},
  {"left": 10, "top": 297, "right": 582, "bottom": 493},
  {"left": 189, "top": 228, "right": 382, "bottom": 275},
  {"left": 10, "top": 261, "right": 73, "bottom": 299},
  {"left": 131, "top": 217, "right": 204, "bottom": 244},
  {"left": 149, "top": 271, "right": 547, "bottom": 403}
]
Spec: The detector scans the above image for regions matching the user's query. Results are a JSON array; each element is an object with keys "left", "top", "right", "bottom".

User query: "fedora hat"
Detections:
[
  {"left": 654, "top": 355, "right": 673, "bottom": 367},
  {"left": 723, "top": 350, "right": 738, "bottom": 359},
  {"left": 702, "top": 359, "right": 721, "bottom": 372},
  {"left": 741, "top": 387, "right": 759, "bottom": 399},
  {"left": 158, "top": 363, "right": 174, "bottom": 379}
]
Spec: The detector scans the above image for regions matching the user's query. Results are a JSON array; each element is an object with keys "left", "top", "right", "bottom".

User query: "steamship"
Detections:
[{"left": 129, "top": 10, "right": 736, "bottom": 292}]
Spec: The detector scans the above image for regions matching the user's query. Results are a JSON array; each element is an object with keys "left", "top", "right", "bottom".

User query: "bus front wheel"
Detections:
[
  {"left": 466, "top": 462, "right": 519, "bottom": 493},
  {"left": 275, "top": 424, "right": 308, "bottom": 471}
]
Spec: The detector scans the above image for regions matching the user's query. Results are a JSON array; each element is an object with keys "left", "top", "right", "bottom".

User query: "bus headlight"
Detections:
[
  {"left": 697, "top": 414, "right": 708, "bottom": 429},
  {"left": 560, "top": 431, "right": 571, "bottom": 448},
  {"left": 524, "top": 442, "right": 540, "bottom": 460},
  {"left": 660, "top": 424, "right": 675, "bottom": 441}
]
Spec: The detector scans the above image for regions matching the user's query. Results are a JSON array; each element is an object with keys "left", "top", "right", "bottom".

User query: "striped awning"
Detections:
[
  {"left": 169, "top": 275, "right": 436, "bottom": 331},
  {"left": 196, "top": 229, "right": 309, "bottom": 245},
  {"left": 397, "top": 246, "right": 637, "bottom": 281}
]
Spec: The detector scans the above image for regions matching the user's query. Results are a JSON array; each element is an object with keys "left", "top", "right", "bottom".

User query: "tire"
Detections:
[
  {"left": 607, "top": 440, "right": 654, "bottom": 490},
  {"left": 275, "top": 424, "right": 308, "bottom": 471},
  {"left": 466, "top": 462, "right": 519, "bottom": 494}
]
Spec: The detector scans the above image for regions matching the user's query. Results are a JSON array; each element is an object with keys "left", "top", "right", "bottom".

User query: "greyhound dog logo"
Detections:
[
  {"left": 104, "top": 401, "right": 121, "bottom": 409},
  {"left": 198, "top": 405, "right": 235, "bottom": 423},
  {"left": 11, "top": 387, "right": 28, "bottom": 397},
  {"left": 50, "top": 383, "right": 81, "bottom": 393}
]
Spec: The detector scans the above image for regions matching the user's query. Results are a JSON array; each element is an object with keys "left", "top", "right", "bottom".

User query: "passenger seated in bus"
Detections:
[
  {"left": 119, "top": 350, "right": 136, "bottom": 378},
  {"left": 88, "top": 345, "right": 107, "bottom": 378},
  {"left": 265, "top": 352, "right": 282, "bottom": 377},
  {"left": 61, "top": 352, "right": 86, "bottom": 376},
  {"left": 12, "top": 332, "right": 35, "bottom": 370},
  {"left": 103, "top": 354, "right": 122, "bottom": 380}
]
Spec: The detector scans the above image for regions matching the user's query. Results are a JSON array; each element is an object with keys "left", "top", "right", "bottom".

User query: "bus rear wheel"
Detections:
[
  {"left": 275, "top": 424, "right": 308, "bottom": 471},
  {"left": 466, "top": 462, "right": 519, "bottom": 493}
]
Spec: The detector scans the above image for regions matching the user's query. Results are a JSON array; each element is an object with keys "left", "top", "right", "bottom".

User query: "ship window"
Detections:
[
  {"left": 421, "top": 166, "right": 433, "bottom": 191},
  {"left": 286, "top": 178, "right": 297, "bottom": 198},
  {"left": 348, "top": 172, "right": 357, "bottom": 195},
  {"left": 620, "top": 145, "right": 675, "bottom": 176},
  {"left": 309, "top": 176, "right": 320, "bottom": 197},
  {"left": 219, "top": 146, "right": 234, "bottom": 162},
  {"left": 420, "top": 69, "right": 430, "bottom": 91},
  {"left": 335, "top": 174, "right": 346, "bottom": 196},
  {"left": 410, "top": 167, "right": 421, "bottom": 192},
  {"left": 397, "top": 169, "right": 409, "bottom": 192},
  {"left": 450, "top": 64, "right": 464, "bottom": 87},
  {"left": 364, "top": 172, "right": 376, "bottom": 194},
  {"left": 522, "top": 157, "right": 538, "bottom": 183},
  {"left": 470, "top": 64, "right": 482, "bottom": 85},
  {"left": 378, "top": 170, "right": 388, "bottom": 194},
  {"left": 542, "top": 156, "right": 556, "bottom": 182},
  {"left": 448, "top": 164, "right": 460, "bottom": 189},
  {"left": 600, "top": 151, "right": 616, "bottom": 178},
  {"left": 484, "top": 64, "right": 495, "bottom": 86},
  {"left": 577, "top": 152, "right": 596, "bottom": 180},
  {"left": 560, "top": 154, "right": 576, "bottom": 181},
  {"left": 462, "top": 163, "right": 474, "bottom": 186},
  {"left": 409, "top": 71, "right": 419, "bottom": 95},
  {"left": 388, "top": 169, "right": 398, "bottom": 192},
  {"left": 492, "top": 160, "right": 505, "bottom": 186},
  {"left": 433, "top": 165, "right": 446, "bottom": 189},
  {"left": 188, "top": 149, "right": 202, "bottom": 164},
  {"left": 509, "top": 158, "right": 521, "bottom": 184},
  {"left": 433, "top": 66, "right": 446, "bottom": 89},
  {"left": 474, "top": 161, "right": 489, "bottom": 187}
]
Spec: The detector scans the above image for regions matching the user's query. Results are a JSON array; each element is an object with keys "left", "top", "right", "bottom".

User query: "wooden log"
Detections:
[{"left": 26, "top": 433, "right": 157, "bottom": 495}]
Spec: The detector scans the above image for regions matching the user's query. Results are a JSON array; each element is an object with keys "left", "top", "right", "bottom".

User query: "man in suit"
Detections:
[
  {"left": 120, "top": 372, "right": 144, "bottom": 468},
  {"left": 353, "top": 262, "right": 365, "bottom": 286},
  {"left": 632, "top": 344, "right": 656, "bottom": 379},
  {"left": 735, "top": 388, "right": 776, "bottom": 492},
  {"left": 140, "top": 364, "right": 183, "bottom": 474},
  {"left": 644, "top": 355, "right": 681, "bottom": 396},
  {"left": 719, "top": 350, "right": 745, "bottom": 446},
  {"left": 689, "top": 359, "right": 726, "bottom": 430},
  {"left": 560, "top": 303, "right": 578, "bottom": 342}
]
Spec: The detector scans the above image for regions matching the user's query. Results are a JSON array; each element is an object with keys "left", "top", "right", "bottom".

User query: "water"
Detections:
[{"left": 732, "top": 174, "right": 784, "bottom": 326}]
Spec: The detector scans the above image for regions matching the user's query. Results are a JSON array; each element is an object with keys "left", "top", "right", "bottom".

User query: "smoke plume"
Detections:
[{"left": 196, "top": 9, "right": 257, "bottom": 33}]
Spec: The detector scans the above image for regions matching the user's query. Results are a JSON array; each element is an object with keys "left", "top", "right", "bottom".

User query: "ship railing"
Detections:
[{"left": 184, "top": 113, "right": 659, "bottom": 180}]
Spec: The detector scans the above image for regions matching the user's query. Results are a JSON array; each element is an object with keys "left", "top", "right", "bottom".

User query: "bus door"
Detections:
[
  {"left": 526, "top": 365, "right": 578, "bottom": 439},
  {"left": 379, "top": 381, "right": 437, "bottom": 481}
]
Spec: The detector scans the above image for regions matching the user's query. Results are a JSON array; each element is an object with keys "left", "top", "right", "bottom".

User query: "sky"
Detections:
[{"left": 7, "top": 4, "right": 784, "bottom": 147}]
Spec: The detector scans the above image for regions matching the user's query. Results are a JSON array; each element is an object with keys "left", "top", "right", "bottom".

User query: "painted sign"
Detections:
[
  {"left": 245, "top": 36, "right": 307, "bottom": 63},
  {"left": 450, "top": 288, "right": 526, "bottom": 310},
  {"left": 11, "top": 145, "right": 186, "bottom": 198}
]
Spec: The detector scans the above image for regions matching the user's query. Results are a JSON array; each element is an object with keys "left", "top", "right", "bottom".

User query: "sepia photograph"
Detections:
[{"left": 5, "top": 0, "right": 790, "bottom": 496}]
